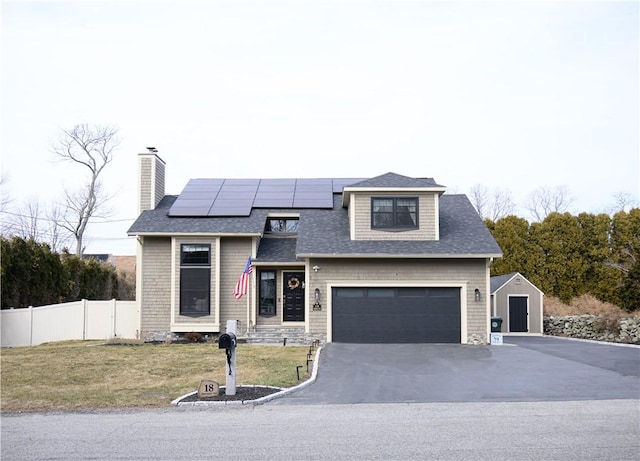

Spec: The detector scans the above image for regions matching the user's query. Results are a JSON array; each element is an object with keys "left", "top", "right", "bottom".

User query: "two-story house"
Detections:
[{"left": 128, "top": 152, "right": 502, "bottom": 344}]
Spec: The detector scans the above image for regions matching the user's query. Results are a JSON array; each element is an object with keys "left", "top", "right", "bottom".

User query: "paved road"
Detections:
[
  {"left": 274, "top": 336, "right": 640, "bottom": 404},
  {"left": 2, "top": 400, "right": 639, "bottom": 460}
]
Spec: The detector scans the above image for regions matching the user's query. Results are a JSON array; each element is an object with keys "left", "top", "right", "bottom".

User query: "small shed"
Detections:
[{"left": 490, "top": 272, "right": 544, "bottom": 335}]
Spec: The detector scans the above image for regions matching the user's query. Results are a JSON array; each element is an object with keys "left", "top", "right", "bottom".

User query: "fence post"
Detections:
[
  {"left": 82, "top": 299, "right": 88, "bottom": 340},
  {"left": 29, "top": 306, "right": 34, "bottom": 346},
  {"left": 112, "top": 299, "right": 117, "bottom": 339}
]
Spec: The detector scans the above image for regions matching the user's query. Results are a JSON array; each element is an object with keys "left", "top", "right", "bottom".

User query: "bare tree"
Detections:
[
  {"left": 469, "top": 184, "right": 489, "bottom": 219},
  {"left": 525, "top": 185, "right": 572, "bottom": 222},
  {"left": 51, "top": 124, "right": 119, "bottom": 256},
  {"left": 14, "top": 199, "right": 42, "bottom": 240},
  {"left": 608, "top": 192, "right": 638, "bottom": 213},
  {"left": 489, "top": 188, "right": 516, "bottom": 221},
  {"left": 46, "top": 203, "right": 72, "bottom": 252},
  {"left": 0, "top": 171, "right": 11, "bottom": 213},
  {"left": 469, "top": 184, "right": 516, "bottom": 221},
  {"left": 0, "top": 171, "right": 13, "bottom": 236}
]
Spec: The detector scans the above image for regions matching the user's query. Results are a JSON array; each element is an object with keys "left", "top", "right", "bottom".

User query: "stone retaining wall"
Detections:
[{"left": 544, "top": 315, "right": 640, "bottom": 344}]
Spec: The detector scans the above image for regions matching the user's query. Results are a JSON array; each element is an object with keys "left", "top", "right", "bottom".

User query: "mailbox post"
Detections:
[{"left": 218, "top": 320, "right": 238, "bottom": 395}]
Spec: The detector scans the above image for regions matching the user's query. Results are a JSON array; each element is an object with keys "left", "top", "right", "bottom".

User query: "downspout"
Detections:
[
  {"left": 136, "top": 236, "right": 143, "bottom": 340},
  {"left": 246, "top": 278, "right": 251, "bottom": 336},
  {"left": 486, "top": 257, "right": 493, "bottom": 344},
  {"left": 540, "top": 292, "right": 545, "bottom": 335},
  {"left": 247, "top": 239, "right": 257, "bottom": 335}
]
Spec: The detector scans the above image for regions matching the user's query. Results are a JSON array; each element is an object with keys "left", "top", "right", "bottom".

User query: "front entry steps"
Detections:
[{"left": 246, "top": 325, "right": 321, "bottom": 346}]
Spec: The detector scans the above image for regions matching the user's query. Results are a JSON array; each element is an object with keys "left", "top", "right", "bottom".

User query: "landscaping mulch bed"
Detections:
[{"left": 177, "top": 386, "right": 282, "bottom": 403}]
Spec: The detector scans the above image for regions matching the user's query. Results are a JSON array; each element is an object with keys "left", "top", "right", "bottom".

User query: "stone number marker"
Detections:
[{"left": 198, "top": 380, "right": 220, "bottom": 398}]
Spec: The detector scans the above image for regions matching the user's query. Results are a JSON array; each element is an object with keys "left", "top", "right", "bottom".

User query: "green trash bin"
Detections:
[{"left": 491, "top": 317, "right": 503, "bottom": 332}]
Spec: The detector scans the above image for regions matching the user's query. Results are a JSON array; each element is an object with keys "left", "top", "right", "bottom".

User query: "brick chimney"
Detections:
[{"left": 138, "top": 150, "right": 166, "bottom": 213}]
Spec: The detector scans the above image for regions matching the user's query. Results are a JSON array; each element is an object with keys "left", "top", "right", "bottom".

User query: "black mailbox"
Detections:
[{"left": 218, "top": 332, "right": 237, "bottom": 349}]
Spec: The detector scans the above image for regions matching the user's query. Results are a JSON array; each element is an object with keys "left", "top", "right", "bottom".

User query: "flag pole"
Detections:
[{"left": 246, "top": 273, "right": 251, "bottom": 335}]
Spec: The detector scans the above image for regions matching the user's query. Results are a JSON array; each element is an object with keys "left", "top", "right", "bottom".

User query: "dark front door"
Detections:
[
  {"left": 509, "top": 296, "right": 528, "bottom": 332},
  {"left": 283, "top": 272, "right": 305, "bottom": 322}
]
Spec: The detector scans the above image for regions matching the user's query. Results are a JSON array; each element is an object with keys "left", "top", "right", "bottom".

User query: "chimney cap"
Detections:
[{"left": 146, "top": 147, "right": 158, "bottom": 153}]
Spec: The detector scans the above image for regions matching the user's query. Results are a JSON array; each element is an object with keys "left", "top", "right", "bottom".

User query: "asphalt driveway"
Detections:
[{"left": 273, "top": 336, "right": 640, "bottom": 404}]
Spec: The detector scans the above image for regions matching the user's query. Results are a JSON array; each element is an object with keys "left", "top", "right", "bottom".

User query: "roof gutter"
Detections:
[
  {"left": 128, "top": 232, "right": 263, "bottom": 238},
  {"left": 296, "top": 253, "right": 503, "bottom": 259}
]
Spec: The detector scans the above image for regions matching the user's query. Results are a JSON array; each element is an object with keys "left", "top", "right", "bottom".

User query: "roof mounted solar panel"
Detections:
[
  {"left": 169, "top": 179, "right": 224, "bottom": 216},
  {"left": 294, "top": 191, "right": 331, "bottom": 200},
  {"left": 209, "top": 180, "right": 258, "bottom": 216},
  {"left": 208, "top": 202, "right": 253, "bottom": 216},
  {"left": 293, "top": 197, "right": 334, "bottom": 208},
  {"left": 253, "top": 198, "right": 294, "bottom": 208},
  {"left": 296, "top": 178, "right": 332, "bottom": 185},
  {"left": 332, "top": 178, "right": 366, "bottom": 192},
  {"left": 169, "top": 177, "right": 358, "bottom": 217},
  {"left": 259, "top": 178, "right": 296, "bottom": 185},
  {"left": 291, "top": 179, "right": 332, "bottom": 208},
  {"left": 253, "top": 191, "right": 295, "bottom": 205}
]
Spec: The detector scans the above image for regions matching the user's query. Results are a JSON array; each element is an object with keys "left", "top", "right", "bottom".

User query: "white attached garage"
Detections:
[
  {"left": 490, "top": 272, "right": 544, "bottom": 335},
  {"left": 330, "top": 286, "right": 462, "bottom": 343}
]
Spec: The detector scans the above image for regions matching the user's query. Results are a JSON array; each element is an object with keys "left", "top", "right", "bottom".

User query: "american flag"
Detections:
[{"left": 233, "top": 257, "right": 253, "bottom": 299}]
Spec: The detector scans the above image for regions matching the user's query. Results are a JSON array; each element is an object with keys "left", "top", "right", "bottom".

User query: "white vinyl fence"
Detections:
[{"left": 1, "top": 300, "right": 139, "bottom": 347}]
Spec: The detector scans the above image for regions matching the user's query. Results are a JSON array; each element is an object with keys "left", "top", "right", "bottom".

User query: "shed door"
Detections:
[
  {"left": 508, "top": 296, "right": 528, "bottom": 332},
  {"left": 331, "top": 287, "right": 461, "bottom": 343}
]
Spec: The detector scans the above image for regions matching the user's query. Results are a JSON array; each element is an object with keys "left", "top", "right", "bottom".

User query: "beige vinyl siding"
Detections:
[
  {"left": 139, "top": 237, "right": 172, "bottom": 338},
  {"left": 138, "top": 153, "right": 165, "bottom": 213},
  {"left": 219, "top": 237, "right": 254, "bottom": 332},
  {"left": 306, "top": 258, "right": 489, "bottom": 343},
  {"left": 350, "top": 192, "right": 438, "bottom": 240},
  {"left": 154, "top": 159, "right": 165, "bottom": 207},
  {"left": 140, "top": 236, "right": 255, "bottom": 336},
  {"left": 138, "top": 156, "right": 152, "bottom": 213}
]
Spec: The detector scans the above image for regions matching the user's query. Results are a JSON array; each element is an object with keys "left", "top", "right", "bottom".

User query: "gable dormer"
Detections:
[{"left": 342, "top": 172, "right": 446, "bottom": 241}]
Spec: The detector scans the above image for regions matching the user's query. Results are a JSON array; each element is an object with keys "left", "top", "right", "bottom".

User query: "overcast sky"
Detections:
[{"left": 1, "top": 0, "right": 638, "bottom": 256}]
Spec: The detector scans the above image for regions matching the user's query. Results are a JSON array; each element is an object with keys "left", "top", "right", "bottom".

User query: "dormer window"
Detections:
[
  {"left": 265, "top": 218, "right": 299, "bottom": 233},
  {"left": 371, "top": 197, "right": 418, "bottom": 229}
]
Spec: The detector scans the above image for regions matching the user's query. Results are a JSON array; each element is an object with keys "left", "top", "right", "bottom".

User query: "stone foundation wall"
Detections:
[
  {"left": 544, "top": 315, "right": 640, "bottom": 344},
  {"left": 467, "top": 333, "right": 487, "bottom": 345}
]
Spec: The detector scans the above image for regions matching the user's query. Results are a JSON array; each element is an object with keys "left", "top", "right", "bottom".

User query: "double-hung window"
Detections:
[
  {"left": 180, "top": 244, "right": 211, "bottom": 317},
  {"left": 371, "top": 197, "right": 418, "bottom": 229}
]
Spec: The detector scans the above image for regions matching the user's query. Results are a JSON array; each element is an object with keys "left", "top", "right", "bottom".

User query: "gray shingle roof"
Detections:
[
  {"left": 128, "top": 196, "right": 267, "bottom": 234},
  {"left": 128, "top": 177, "right": 502, "bottom": 259},
  {"left": 255, "top": 238, "right": 302, "bottom": 262},
  {"left": 490, "top": 272, "right": 519, "bottom": 293},
  {"left": 490, "top": 272, "right": 543, "bottom": 294},
  {"left": 347, "top": 172, "right": 445, "bottom": 189},
  {"left": 296, "top": 194, "right": 502, "bottom": 257}
]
